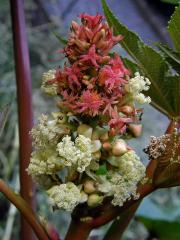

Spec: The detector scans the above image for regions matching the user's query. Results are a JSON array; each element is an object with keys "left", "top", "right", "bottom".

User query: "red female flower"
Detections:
[
  {"left": 108, "top": 109, "right": 132, "bottom": 135},
  {"left": 110, "top": 54, "right": 130, "bottom": 76},
  {"left": 99, "top": 65, "right": 127, "bottom": 92},
  {"left": 64, "top": 63, "right": 82, "bottom": 90},
  {"left": 76, "top": 90, "right": 103, "bottom": 116},
  {"left": 79, "top": 44, "right": 100, "bottom": 68},
  {"left": 80, "top": 13, "right": 103, "bottom": 29}
]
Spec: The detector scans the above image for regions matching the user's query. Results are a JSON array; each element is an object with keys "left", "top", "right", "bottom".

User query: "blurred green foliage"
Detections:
[{"left": 161, "top": 0, "right": 180, "bottom": 4}]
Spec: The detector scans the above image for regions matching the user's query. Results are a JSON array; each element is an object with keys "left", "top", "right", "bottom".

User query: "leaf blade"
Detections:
[
  {"left": 102, "top": 0, "right": 177, "bottom": 117},
  {"left": 168, "top": 6, "right": 180, "bottom": 52},
  {"left": 157, "top": 43, "right": 180, "bottom": 74}
]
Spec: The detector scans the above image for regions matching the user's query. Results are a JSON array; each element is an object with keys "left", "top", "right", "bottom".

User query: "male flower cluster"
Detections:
[{"left": 28, "top": 14, "right": 150, "bottom": 212}]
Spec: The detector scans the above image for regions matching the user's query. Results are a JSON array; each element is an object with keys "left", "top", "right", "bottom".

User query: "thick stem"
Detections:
[
  {"left": 65, "top": 220, "right": 92, "bottom": 240},
  {"left": 166, "top": 119, "right": 179, "bottom": 134},
  {"left": 0, "top": 179, "right": 49, "bottom": 240},
  {"left": 103, "top": 201, "right": 141, "bottom": 240},
  {"left": 10, "top": 0, "right": 36, "bottom": 239}
]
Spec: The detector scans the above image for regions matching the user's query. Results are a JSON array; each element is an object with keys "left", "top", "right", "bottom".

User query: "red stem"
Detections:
[
  {"left": 65, "top": 220, "right": 92, "bottom": 240},
  {"left": 0, "top": 180, "right": 49, "bottom": 240},
  {"left": 103, "top": 201, "right": 141, "bottom": 240},
  {"left": 166, "top": 120, "right": 179, "bottom": 134},
  {"left": 10, "top": 0, "right": 36, "bottom": 239}
]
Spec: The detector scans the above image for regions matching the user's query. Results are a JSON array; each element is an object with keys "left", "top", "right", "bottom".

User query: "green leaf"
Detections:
[
  {"left": 122, "top": 57, "right": 139, "bottom": 74},
  {"left": 102, "top": 0, "right": 179, "bottom": 118},
  {"left": 52, "top": 31, "right": 68, "bottom": 45},
  {"left": 95, "top": 164, "right": 107, "bottom": 175},
  {"left": 164, "top": 76, "right": 180, "bottom": 116},
  {"left": 157, "top": 43, "right": 180, "bottom": 74},
  {"left": 138, "top": 216, "right": 180, "bottom": 240},
  {"left": 161, "top": 0, "right": 180, "bottom": 4},
  {"left": 168, "top": 6, "right": 180, "bottom": 52}
]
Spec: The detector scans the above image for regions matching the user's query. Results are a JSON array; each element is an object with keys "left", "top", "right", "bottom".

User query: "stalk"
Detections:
[
  {"left": 103, "top": 202, "right": 141, "bottom": 240},
  {"left": 65, "top": 220, "right": 92, "bottom": 240},
  {"left": 10, "top": 0, "right": 36, "bottom": 239},
  {"left": 0, "top": 179, "right": 49, "bottom": 240}
]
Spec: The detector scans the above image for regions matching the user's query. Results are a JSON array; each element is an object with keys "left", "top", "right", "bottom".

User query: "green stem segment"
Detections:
[{"left": 0, "top": 179, "right": 49, "bottom": 240}]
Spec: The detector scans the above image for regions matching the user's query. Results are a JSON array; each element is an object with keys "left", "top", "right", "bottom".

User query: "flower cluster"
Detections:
[
  {"left": 47, "top": 183, "right": 82, "bottom": 212},
  {"left": 144, "top": 135, "right": 170, "bottom": 159},
  {"left": 42, "top": 14, "right": 150, "bottom": 134},
  {"left": 28, "top": 14, "right": 150, "bottom": 212},
  {"left": 56, "top": 135, "right": 92, "bottom": 172},
  {"left": 97, "top": 150, "right": 146, "bottom": 206},
  {"left": 127, "top": 72, "right": 151, "bottom": 104}
]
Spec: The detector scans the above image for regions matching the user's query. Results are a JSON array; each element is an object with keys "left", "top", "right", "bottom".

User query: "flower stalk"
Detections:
[{"left": 10, "top": 0, "right": 36, "bottom": 239}]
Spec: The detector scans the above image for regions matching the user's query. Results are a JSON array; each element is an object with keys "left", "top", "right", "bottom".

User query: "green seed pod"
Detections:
[
  {"left": 91, "top": 130, "right": 100, "bottom": 140},
  {"left": 112, "top": 139, "right": 127, "bottom": 156},
  {"left": 77, "top": 124, "right": 93, "bottom": 139},
  {"left": 92, "top": 150, "right": 101, "bottom": 159},
  {"left": 83, "top": 180, "right": 96, "bottom": 194},
  {"left": 99, "top": 132, "right": 109, "bottom": 142},
  {"left": 128, "top": 124, "right": 142, "bottom": 137},
  {"left": 87, "top": 194, "right": 103, "bottom": 207},
  {"left": 91, "top": 140, "right": 102, "bottom": 153}
]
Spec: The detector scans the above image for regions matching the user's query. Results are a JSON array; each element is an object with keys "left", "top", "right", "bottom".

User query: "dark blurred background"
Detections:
[{"left": 0, "top": 0, "right": 179, "bottom": 239}]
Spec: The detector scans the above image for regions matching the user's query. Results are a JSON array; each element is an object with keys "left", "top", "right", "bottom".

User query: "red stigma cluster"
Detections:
[{"left": 52, "top": 14, "right": 137, "bottom": 133}]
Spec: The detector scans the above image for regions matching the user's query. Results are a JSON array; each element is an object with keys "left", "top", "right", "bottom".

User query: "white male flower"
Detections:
[
  {"left": 127, "top": 72, "right": 151, "bottom": 104},
  {"left": 134, "top": 93, "right": 151, "bottom": 104},
  {"left": 75, "top": 135, "right": 92, "bottom": 172},
  {"left": 41, "top": 69, "right": 58, "bottom": 95},
  {"left": 56, "top": 135, "right": 92, "bottom": 172},
  {"left": 111, "top": 173, "right": 136, "bottom": 206},
  {"left": 27, "top": 148, "right": 63, "bottom": 176},
  {"left": 98, "top": 150, "right": 146, "bottom": 207},
  {"left": 117, "top": 150, "right": 146, "bottom": 183},
  {"left": 56, "top": 135, "right": 79, "bottom": 167},
  {"left": 47, "top": 182, "right": 81, "bottom": 211},
  {"left": 30, "top": 114, "right": 68, "bottom": 149},
  {"left": 111, "top": 151, "right": 146, "bottom": 206}
]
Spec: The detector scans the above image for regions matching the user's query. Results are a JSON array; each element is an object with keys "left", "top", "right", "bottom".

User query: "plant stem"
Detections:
[
  {"left": 2, "top": 174, "right": 19, "bottom": 240},
  {"left": 166, "top": 119, "right": 179, "bottom": 134},
  {"left": 10, "top": 0, "right": 36, "bottom": 239},
  {"left": 65, "top": 220, "right": 92, "bottom": 240},
  {"left": 103, "top": 201, "right": 141, "bottom": 240},
  {"left": 0, "top": 179, "right": 49, "bottom": 240}
]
